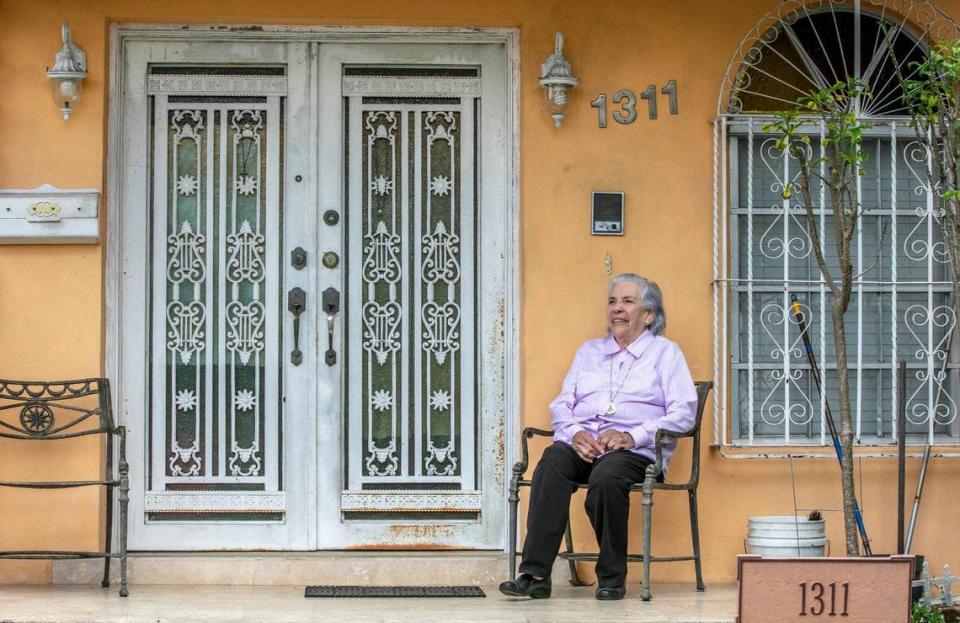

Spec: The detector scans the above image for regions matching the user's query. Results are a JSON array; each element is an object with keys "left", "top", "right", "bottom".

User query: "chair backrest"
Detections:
[
  {"left": 658, "top": 380, "right": 712, "bottom": 490},
  {"left": 0, "top": 378, "right": 114, "bottom": 440},
  {"left": 688, "top": 380, "right": 713, "bottom": 486}
]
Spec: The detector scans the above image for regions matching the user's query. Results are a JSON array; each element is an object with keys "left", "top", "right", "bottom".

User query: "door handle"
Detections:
[
  {"left": 322, "top": 287, "right": 340, "bottom": 366},
  {"left": 288, "top": 287, "right": 306, "bottom": 365}
]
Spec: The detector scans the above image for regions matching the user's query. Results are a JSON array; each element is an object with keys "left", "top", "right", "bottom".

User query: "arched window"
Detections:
[{"left": 713, "top": 1, "right": 960, "bottom": 449}]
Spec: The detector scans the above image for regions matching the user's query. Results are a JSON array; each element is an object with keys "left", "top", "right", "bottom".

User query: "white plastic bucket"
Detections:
[
  {"left": 745, "top": 516, "right": 828, "bottom": 557},
  {"left": 745, "top": 536, "right": 829, "bottom": 557}
]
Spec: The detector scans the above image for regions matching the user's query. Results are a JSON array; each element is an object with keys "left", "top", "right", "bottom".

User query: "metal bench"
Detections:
[
  {"left": 0, "top": 378, "right": 129, "bottom": 596},
  {"left": 507, "top": 380, "right": 712, "bottom": 601}
]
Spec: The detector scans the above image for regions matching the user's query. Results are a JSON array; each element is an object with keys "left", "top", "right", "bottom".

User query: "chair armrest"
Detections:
[
  {"left": 646, "top": 381, "right": 712, "bottom": 485},
  {"left": 513, "top": 427, "right": 554, "bottom": 479},
  {"left": 646, "top": 426, "right": 695, "bottom": 482},
  {"left": 522, "top": 427, "right": 554, "bottom": 438},
  {"left": 657, "top": 427, "right": 695, "bottom": 441}
]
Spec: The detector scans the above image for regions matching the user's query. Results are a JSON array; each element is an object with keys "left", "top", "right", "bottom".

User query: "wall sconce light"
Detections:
[
  {"left": 46, "top": 23, "right": 87, "bottom": 121},
  {"left": 539, "top": 32, "right": 579, "bottom": 128}
]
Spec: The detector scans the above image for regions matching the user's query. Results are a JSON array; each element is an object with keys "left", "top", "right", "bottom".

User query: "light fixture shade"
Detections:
[{"left": 46, "top": 22, "right": 87, "bottom": 120}]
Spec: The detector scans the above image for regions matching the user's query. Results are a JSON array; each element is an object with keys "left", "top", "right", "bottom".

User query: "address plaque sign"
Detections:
[{"left": 737, "top": 555, "right": 914, "bottom": 623}]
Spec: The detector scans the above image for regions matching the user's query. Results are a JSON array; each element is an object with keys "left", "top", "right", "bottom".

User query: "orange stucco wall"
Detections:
[{"left": 1, "top": 0, "right": 958, "bottom": 586}]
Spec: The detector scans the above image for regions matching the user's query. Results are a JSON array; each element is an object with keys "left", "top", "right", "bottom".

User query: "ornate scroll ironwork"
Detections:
[
  {"left": 355, "top": 102, "right": 470, "bottom": 480},
  {"left": 758, "top": 301, "right": 816, "bottom": 428},
  {"left": 715, "top": 1, "right": 960, "bottom": 448},
  {"left": 156, "top": 99, "right": 274, "bottom": 484},
  {"left": 0, "top": 379, "right": 111, "bottom": 439},
  {"left": 718, "top": 0, "right": 960, "bottom": 116}
]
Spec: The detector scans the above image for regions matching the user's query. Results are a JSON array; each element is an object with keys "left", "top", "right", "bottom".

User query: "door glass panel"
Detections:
[
  {"left": 165, "top": 108, "right": 208, "bottom": 479},
  {"left": 344, "top": 70, "right": 480, "bottom": 513},
  {"left": 362, "top": 109, "right": 403, "bottom": 477},
  {"left": 420, "top": 110, "right": 462, "bottom": 478},
  {"left": 147, "top": 71, "right": 286, "bottom": 518},
  {"left": 359, "top": 108, "right": 463, "bottom": 478}
]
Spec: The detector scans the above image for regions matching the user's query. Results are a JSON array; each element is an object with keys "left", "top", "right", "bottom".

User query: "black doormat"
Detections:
[{"left": 305, "top": 585, "right": 486, "bottom": 598}]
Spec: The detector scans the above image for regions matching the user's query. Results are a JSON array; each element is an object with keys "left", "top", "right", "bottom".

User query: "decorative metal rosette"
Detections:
[{"left": 20, "top": 402, "right": 55, "bottom": 435}]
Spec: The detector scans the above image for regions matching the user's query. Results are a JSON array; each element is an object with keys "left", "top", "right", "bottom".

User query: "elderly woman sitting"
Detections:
[{"left": 499, "top": 273, "right": 697, "bottom": 601}]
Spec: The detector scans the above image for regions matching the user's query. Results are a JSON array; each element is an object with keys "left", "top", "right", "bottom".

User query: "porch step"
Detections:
[{"left": 53, "top": 552, "right": 513, "bottom": 586}]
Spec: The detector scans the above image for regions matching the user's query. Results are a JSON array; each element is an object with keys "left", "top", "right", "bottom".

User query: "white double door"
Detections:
[{"left": 116, "top": 35, "right": 508, "bottom": 550}]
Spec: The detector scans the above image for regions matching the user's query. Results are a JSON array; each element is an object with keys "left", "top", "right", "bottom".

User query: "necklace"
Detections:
[{"left": 605, "top": 352, "right": 638, "bottom": 415}]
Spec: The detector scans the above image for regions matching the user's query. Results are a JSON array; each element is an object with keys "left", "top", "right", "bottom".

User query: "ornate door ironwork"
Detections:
[
  {"left": 342, "top": 70, "right": 482, "bottom": 513},
  {"left": 147, "top": 72, "right": 286, "bottom": 517}
]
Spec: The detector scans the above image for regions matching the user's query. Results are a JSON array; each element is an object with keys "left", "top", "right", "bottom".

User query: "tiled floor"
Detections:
[{"left": 0, "top": 582, "right": 737, "bottom": 622}]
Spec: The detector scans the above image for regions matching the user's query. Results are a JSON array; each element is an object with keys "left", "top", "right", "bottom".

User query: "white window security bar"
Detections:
[{"left": 713, "top": 0, "right": 960, "bottom": 452}]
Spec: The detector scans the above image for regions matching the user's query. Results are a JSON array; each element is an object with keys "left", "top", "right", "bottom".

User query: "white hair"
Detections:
[{"left": 607, "top": 273, "right": 666, "bottom": 336}]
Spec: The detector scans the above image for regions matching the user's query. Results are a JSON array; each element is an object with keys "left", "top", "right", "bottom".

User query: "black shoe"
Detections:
[
  {"left": 498, "top": 573, "right": 552, "bottom": 599},
  {"left": 595, "top": 584, "right": 626, "bottom": 600}
]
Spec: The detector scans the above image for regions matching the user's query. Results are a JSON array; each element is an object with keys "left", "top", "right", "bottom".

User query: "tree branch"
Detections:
[
  {"left": 795, "top": 148, "right": 840, "bottom": 299},
  {"left": 853, "top": 222, "right": 889, "bottom": 281}
]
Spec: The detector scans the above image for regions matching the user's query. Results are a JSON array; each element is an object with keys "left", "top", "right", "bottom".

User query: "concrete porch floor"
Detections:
[{"left": 0, "top": 582, "right": 738, "bottom": 622}]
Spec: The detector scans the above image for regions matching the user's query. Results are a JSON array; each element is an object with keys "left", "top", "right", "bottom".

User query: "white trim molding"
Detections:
[
  {"left": 342, "top": 76, "right": 480, "bottom": 97},
  {"left": 340, "top": 490, "right": 482, "bottom": 513},
  {"left": 145, "top": 492, "right": 287, "bottom": 513},
  {"left": 147, "top": 74, "right": 287, "bottom": 96}
]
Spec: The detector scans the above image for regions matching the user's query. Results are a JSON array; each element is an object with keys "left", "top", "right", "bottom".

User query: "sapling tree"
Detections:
[{"left": 765, "top": 77, "right": 871, "bottom": 556}]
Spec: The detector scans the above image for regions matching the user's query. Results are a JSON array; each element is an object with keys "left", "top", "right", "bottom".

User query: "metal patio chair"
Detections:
[
  {"left": 0, "top": 378, "right": 129, "bottom": 596},
  {"left": 507, "top": 380, "right": 712, "bottom": 601}
]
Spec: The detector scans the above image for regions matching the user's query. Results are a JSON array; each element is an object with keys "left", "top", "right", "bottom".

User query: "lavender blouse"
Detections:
[{"left": 549, "top": 330, "right": 698, "bottom": 471}]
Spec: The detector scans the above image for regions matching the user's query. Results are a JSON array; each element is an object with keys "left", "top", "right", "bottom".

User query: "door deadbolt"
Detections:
[
  {"left": 322, "top": 251, "right": 340, "bottom": 269},
  {"left": 291, "top": 247, "right": 307, "bottom": 270}
]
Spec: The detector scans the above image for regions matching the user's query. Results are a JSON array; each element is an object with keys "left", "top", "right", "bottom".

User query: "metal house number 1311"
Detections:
[{"left": 590, "top": 80, "right": 678, "bottom": 128}]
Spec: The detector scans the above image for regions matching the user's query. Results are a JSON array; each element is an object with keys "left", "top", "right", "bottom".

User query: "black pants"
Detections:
[{"left": 518, "top": 441, "right": 653, "bottom": 587}]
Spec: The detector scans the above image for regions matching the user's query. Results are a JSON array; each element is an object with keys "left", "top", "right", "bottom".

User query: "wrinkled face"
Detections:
[{"left": 607, "top": 281, "right": 654, "bottom": 346}]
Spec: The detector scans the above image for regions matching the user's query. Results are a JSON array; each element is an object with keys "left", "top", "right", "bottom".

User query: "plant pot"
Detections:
[{"left": 745, "top": 515, "right": 828, "bottom": 557}]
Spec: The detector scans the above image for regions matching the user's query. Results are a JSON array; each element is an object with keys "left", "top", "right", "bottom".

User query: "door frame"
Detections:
[{"left": 104, "top": 24, "right": 521, "bottom": 551}]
